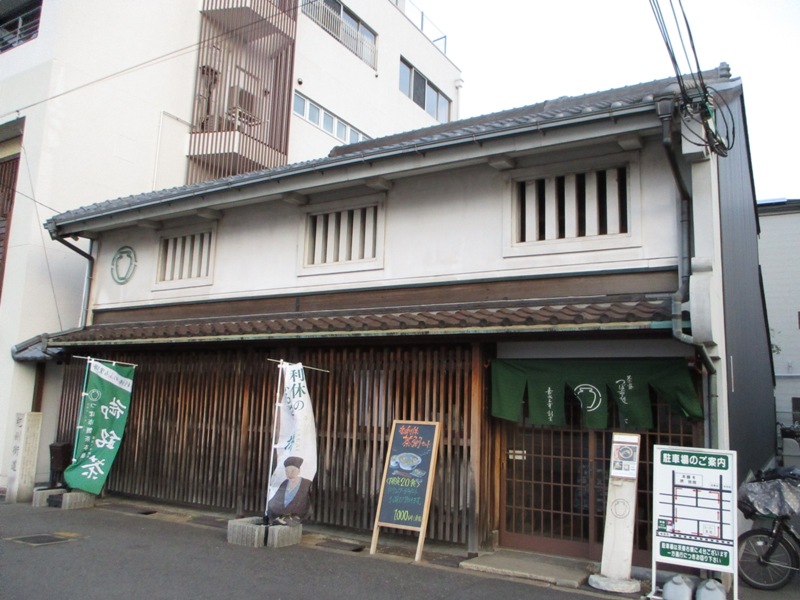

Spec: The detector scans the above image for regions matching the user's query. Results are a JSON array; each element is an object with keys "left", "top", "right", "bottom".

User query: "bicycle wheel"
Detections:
[{"left": 738, "top": 528, "right": 799, "bottom": 590}]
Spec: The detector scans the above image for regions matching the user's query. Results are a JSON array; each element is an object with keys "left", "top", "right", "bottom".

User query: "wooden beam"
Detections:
[
  {"left": 488, "top": 155, "right": 515, "bottom": 171},
  {"left": 280, "top": 192, "right": 308, "bottom": 205},
  {"left": 136, "top": 219, "right": 161, "bottom": 230},
  {"left": 365, "top": 177, "right": 392, "bottom": 191},
  {"left": 196, "top": 208, "right": 222, "bottom": 220}
]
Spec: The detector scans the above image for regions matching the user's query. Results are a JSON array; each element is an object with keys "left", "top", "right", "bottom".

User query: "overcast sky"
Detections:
[{"left": 413, "top": 0, "right": 800, "bottom": 201}]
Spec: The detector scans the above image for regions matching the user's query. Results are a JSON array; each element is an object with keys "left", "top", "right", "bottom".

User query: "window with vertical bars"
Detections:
[
  {"left": 515, "top": 166, "right": 628, "bottom": 243},
  {"left": 157, "top": 228, "right": 215, "bottom": 284},
  {"left": 305, "top": 205, "right": 379, "bottom": 266}
]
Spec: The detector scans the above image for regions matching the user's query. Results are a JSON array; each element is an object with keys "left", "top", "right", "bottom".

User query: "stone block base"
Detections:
[
  {"left": 32, "top": 488, "right": 64, "bottom": 507},
  {"left": 267, "top": 524, "right": 303, "bottom": 548},
  {"left": 227, "top": 517, "right": 268, "bottom": 547},
  {"left": 32, "top": 488, "right": 95, "bottom": 509}
]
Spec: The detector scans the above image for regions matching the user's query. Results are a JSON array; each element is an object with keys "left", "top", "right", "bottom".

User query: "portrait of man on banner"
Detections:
[{"left": 266, "top": 362, "right": 317, "bottom": 525}]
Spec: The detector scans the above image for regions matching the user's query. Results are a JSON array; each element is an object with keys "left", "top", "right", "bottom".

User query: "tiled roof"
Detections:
[
  {"left": 45, "top": 298, "right": 673, "bottom": 347},
  {"left": 45, "top": 64, "right": 737, "bottom": 233}
]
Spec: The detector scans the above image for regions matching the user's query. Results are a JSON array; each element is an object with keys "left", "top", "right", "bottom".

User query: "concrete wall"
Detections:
[
  {"left": 759, "top": 203, "right": 800, "bottom": 424},
  {"left": 0, "top": 0, "right": 202, "bottom": 488},
  {"left": 288, "top": 0, "right": 461, "bottom": 163}
]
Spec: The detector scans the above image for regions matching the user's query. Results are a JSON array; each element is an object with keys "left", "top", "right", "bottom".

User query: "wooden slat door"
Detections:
[{"left": 500, "top": 392, "right": 702, "bottom": 564}]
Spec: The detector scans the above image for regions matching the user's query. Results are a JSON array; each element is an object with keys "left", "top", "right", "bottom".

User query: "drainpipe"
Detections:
[
  {"left": 53, "top": 236, "right": 94, "bottom": 329},
  {"left": 657, "top": 96, "right": 693, "bottom": 345},
  {"left": 657, "top": 96, "right": 718, "bottom": 444}
]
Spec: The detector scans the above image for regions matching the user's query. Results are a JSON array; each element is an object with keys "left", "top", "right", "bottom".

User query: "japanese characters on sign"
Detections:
[
  {"left": 651, "top": 445, "right": 737, "bottom": 574},
  {"left": 376, "top": 421, "right": 439, "bottom": 530},
  {"left": 63, "top": 359, "right": 135, "bottom": 495}
]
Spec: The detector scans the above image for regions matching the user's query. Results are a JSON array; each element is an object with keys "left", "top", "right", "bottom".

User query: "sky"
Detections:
[{"left": 412, "top": 0, "right": 800, "bottom": 201}]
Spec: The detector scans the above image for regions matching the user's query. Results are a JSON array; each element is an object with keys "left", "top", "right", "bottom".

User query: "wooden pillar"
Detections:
[{"left": 468, "top": 343, "right": 484, "bottom": 555}]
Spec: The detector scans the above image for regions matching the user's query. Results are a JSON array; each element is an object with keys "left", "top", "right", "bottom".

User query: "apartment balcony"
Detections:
[
  {"left": 202, "top": 0, "right": 296, "bottom": 43},
  {"left": 0, "top": 2, "right": 41, "bottom": 55},
  {"left": 188, "top": 127, "right": 287, "bottom": 179}
]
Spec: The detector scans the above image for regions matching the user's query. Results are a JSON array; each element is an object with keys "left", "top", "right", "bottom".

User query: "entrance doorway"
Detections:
[{"left": 500, "top": 394, "right": 702, "bottom": 565}]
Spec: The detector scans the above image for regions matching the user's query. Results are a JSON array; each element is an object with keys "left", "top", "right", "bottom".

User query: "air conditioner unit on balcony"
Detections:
[{"left": 228, "top": 86, "right": 256, "bottom": 115}]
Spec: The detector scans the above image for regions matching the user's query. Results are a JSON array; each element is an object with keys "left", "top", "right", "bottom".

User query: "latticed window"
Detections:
[
  {"left": 157, "top": 228, "right": 215, "bottom": 284},
  {"left": 305, "top": 203, "right": 380, "bottom": 267},
  {"left": 515, "top": 167, "right": 629, "bottom": 243},
  {"left": 0, "top": 156, "right": 20, "bottom": 299}
]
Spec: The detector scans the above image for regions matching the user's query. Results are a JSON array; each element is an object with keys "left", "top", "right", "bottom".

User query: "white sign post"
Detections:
[
  {"left": 650, "top": 446, "right": 737, "bottom": 600},
  {"left": 589, "top": 433, "right": 642, "bottom": 593}
]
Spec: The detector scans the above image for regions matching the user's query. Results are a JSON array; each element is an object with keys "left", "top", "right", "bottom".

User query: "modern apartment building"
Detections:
[{"left": 0, "top": 0, "right": 461, "bottom": 497}]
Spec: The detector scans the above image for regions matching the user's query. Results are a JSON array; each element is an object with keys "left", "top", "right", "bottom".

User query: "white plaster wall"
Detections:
[
  {"left": 759, "top": 209, "right": 800, "bottom": 423},
  {"left": 90, "top": 141, "right": 683, "bottom": 310}
]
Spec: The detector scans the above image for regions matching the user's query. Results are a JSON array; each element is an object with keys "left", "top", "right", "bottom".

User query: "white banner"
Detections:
[{"left": 266, "top": 362, "right": 317, "bottom": 523}]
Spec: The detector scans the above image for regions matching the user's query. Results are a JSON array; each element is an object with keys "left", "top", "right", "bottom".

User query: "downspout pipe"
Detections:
[
  {"left": 53, "top": 236, "right": 94, "bottom": 329},
  {"left": 657, "top": 96, "right": 693, "bottom": 346},
  {"left": 658, "top": 96, "right": 718, "bottom": 445}
]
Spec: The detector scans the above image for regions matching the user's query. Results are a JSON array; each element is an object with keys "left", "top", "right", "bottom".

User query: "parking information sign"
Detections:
[{"left": 651, "top": 446, "right": 737, "bottom": 589}]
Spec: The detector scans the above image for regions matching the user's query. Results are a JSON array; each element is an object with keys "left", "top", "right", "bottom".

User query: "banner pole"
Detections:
[
  {"left": 69, "top": 358, "right": 94, "bottom": 465},
  {"left": 264, "top": 360, "right": 285, "bottom": 520},
  {"left": 266, "top": 357, "right": 329, "bottom": 373},
  {"left": 72, "top": 355, "right": 138, "bottom": 367}
]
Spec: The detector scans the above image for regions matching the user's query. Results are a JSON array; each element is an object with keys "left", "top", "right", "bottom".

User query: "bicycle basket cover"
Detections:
[{"left": 738, "top": 478, "right": 800, "bottom": 517}]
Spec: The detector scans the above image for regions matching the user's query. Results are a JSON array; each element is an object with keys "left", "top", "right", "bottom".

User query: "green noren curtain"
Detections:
[{"left": 491, "top": 358, "right": 701, "bottom": 429}]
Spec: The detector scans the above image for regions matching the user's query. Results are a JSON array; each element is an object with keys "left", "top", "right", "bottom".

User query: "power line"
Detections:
[
  {"left": 648, "top": 0, "right": 733, "bottom": 156},
  {"left": 0, "top": 0, "right": 311, "bottom": 121}
]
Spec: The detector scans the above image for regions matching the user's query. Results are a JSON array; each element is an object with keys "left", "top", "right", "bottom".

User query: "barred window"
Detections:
[
  {"left": 305, "top": 205, "right": 378, "bottom": 266},
  {"left": 515, "top": 167, "right": 628, "bottom": 243},
  {"left": 157, "top": 228, "right": 215, "bottom": 284}
]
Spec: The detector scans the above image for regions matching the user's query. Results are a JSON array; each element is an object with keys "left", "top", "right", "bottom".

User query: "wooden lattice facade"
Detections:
[{"left": 55, "top": 343, "right": 495, "bottom": 546}]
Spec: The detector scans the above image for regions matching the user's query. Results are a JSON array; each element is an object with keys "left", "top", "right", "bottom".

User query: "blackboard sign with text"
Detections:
[{"left": 370, "top": 420, "right": 441, "bottom": 561}]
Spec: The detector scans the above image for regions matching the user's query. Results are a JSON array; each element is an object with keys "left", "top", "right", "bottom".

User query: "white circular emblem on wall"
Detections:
[
  {"left": 574, "top": 383, "right": 603, "bottom": 412},
  {"left": 111, "top": 246, "right": 137, "bottom": 284}
]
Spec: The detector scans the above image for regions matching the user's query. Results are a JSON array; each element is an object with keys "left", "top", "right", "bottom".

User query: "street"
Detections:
[{"left": 0, "top": 501, "right": 596, "bottom": 600}]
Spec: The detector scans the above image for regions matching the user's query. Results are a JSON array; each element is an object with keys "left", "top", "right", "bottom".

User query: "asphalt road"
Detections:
[
  {"left": 0, "top": 501, "right": 601, "bottom": 600},
  {"left": 2, "top": 500, "right": 798, "bottom": 600}
]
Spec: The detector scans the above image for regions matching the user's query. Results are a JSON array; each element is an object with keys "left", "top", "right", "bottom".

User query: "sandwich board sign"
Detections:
[{"left": 371, "top": 420, "right": 440, "bottom": 561}]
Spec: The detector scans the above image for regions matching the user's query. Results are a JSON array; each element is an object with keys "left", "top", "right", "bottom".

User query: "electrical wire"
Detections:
[
  {"left": 0, "top": 0, "right": 313, "bottom": 121},
  {"left": 648, "top": 0, "right": 733, "bottom": 157}
]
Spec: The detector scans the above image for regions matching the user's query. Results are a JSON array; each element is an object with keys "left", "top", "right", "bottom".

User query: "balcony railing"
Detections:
[
  {"left": 302, "top": 1, "right": 377, "bottom": 69},
  {"left": 392, "top": 0, "right": 447, "bottom": 54},
  {"left": 0, "top": 5, "right": 41, "bottom": 54}
]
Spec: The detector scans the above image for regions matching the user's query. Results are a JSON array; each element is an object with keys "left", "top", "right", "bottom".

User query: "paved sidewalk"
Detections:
[{"left": 1, "top": 499, "right": 797, "bottom": 600}]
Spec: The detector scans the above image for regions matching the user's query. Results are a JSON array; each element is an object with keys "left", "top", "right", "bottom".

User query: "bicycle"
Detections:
[{"left": 737, "top": 466, "right": 800, "bottom": 591}]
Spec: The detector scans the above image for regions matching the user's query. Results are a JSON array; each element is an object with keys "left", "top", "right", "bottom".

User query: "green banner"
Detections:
[
  {"left": 64, "top": 359, "right": 135, "bottom": 495},
  {"left": 491, "top": 358, "right": 701, "bottom": 429}
]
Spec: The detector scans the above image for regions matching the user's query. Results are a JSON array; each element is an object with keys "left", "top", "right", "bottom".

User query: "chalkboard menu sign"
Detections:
[{"left": 370, "top": 420, "right": 441, "bottom": 561}]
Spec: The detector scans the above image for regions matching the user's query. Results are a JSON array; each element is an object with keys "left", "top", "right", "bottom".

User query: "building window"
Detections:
[
  {"left": 301, "top": 196, "right": 385, "bottom": 274},
  {"left": 302, "top": 0, "right": 377, "bottom": 68},
  {"left": 399, "top": 58, "right": 450, "bottom": 123},
  {"left": 293, "top": 91, "right": 369, "bottom": 144},
  {"left": 156, "top": 226, "right": 216, "bottom": 287},
  {"left": 0, "top": 1, "right": 41, "bottom": 54},
  {"left": 0, "top": 156, "right": 20, "bottom": 300},
  {"left": 504, "top": 156, "right": 641, "bottom": 259},
  {"left": 515, "top": 167, "right": 629, "bottom": 243}
]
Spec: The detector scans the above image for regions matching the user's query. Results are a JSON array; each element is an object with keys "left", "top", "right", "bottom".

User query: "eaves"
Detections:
[{"left": 45, "top": 103, "right": 658, "bottom": 240}]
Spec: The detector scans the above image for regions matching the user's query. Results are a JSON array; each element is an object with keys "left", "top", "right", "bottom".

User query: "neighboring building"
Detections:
[
  {"left": 0, "top": 0, "right": 461, "bottom": 497},
  {"left": 22, "top": 63, "right": 774, "bottom": 564},
  {"left": 758, "top": 199, "right": 800, "bottom": 427}
]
